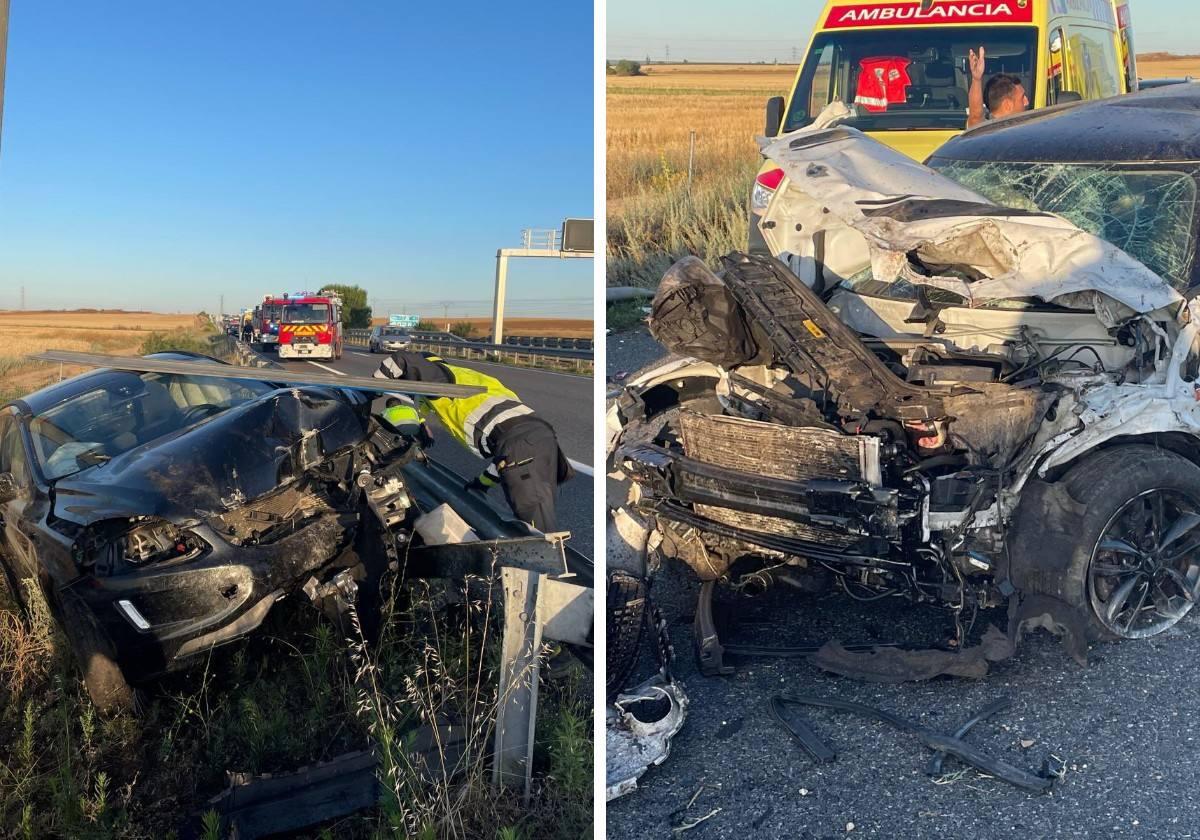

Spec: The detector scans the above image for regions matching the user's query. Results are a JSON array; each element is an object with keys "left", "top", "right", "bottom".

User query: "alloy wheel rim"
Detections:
[{"left": 1088, "top": 488, "right": 1200, "bottom": 639}]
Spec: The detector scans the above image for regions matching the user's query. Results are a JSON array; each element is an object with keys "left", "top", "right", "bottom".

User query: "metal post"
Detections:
[
  {"left": 492, "top": 566, "right": 543, "bottom": 799},
  {"left": 492, "top": 249, "right": 509, "bottom": 345}
]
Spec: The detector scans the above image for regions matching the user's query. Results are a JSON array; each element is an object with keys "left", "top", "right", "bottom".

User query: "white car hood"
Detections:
[{"left": 759, "top": 118, "right": 1182, "bottom": 315}]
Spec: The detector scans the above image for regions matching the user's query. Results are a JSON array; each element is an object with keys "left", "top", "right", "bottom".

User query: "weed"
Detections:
[
  {"left": 449, "top": 321, "right": 479, "bottom": 340},
  {"left": 138, "top": 331, "right": 218, "bottom": 356},
  {"left": 200, "top": 808, "right": 222, "bottom": 840},
  {"left": 606, "top": 300, "right": 649, "bottom": 333},
  {"left": 18, "top": 803, "right": 34, "bottom": 840},
  {"left": 607, "top": 159, "right": 758, "bottom": 289},
  {"left": 18, "top": 704, "right": 35, "bottom": 768}
]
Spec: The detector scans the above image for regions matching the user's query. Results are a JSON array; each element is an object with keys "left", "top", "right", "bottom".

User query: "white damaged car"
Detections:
[{"left": 607, "top": 86, "right": 1200, "bottom": 733}]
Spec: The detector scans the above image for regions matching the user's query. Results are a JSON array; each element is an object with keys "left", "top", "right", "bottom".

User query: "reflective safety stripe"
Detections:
[
  {"left": 379, "top": 357, "right": 529, "bottom": 458},
  {"left": 479, "top": 462, "right": 501, "bottom": 486},
  {"left": 381, "top": 356, "right": 404, "bottom": 378},
  {"left": 381, "top": 403, "right": 421, "bottom": 432},
  {"left": 477, "top": 404, "right": 534, "bottom": 450},
  {"left": 462, "top": 396, "right": 519, "bottom": 456}
]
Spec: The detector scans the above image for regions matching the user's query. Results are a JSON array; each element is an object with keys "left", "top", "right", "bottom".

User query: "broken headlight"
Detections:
[
  {"left": 80, "top": 518, "right": 207, "bottom": 577},
  {"left": 124, "top": 519, "right": 204, "bottom": 565}
]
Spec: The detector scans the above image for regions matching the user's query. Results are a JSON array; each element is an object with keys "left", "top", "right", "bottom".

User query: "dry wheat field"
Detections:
[
  {"left": 607, "top": 64, "right": 794, "bottom": 202},
  {"left": 0, "top": 310, "right": 209, "bottom": 400}
]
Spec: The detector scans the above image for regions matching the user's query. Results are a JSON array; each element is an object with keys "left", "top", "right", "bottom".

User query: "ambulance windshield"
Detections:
[{"left": 785, "top": 27, "right": 1037, "bottom": 132}]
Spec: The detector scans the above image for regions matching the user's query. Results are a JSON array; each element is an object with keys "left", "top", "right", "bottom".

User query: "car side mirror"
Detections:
[
  {"left": 1057, "top": 90, "right": 1083, "bottom": 104},
  {"left": 765, "top": 96, "right": 785, "bottom": 137},
  {"left": 0, "top": 473, "right": 18, "bottom": 504}
]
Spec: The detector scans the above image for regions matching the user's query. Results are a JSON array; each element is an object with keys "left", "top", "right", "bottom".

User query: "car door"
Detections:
[{"left": 0, "top": 411, "right": 38, "bottom": 583}]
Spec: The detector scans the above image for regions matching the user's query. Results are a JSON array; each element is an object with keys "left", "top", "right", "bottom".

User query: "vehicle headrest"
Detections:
[{"left": 925, "top": 63, "right": 955, "bottom": 82}]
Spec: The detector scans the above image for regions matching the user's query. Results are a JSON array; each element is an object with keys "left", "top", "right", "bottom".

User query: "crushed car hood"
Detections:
[
  {"left": 759, "top": 119, "right": 1182, "bottom": 315},
  {"left": 51, "top": 387, "right": 367, "bottom": 525}
]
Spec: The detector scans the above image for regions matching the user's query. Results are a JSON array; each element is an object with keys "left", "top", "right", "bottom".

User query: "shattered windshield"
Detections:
[
  {"left": 283, "top": 303, "right": 330, "bottom": 324},
  {"left": 28, "top": 372, "right": 274, "bottom": 480},
  {"left": 930, "top": 159, "right": 1199, "bottom": 291},
  {"left": 785, "top": 27, "right": 1037, "bottom": 132}
]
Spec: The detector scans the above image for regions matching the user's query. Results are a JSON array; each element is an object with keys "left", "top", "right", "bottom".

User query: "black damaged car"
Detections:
[{"left": 0, "top": 351, "right": 558, "bottom": 711}]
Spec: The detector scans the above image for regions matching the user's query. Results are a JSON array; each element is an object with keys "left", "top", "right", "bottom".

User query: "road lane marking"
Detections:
[
  {"left": 306, "top": 361, "right": 345, "bottom": 376},
  {"left": 568, "top": 459, "right": 593, "bottom": 477}
]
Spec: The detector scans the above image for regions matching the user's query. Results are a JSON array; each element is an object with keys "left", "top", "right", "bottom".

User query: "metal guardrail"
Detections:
[
  {"left": 344, "top": 330, "right": 593, "bottom": 374},
  {"left": 502, "top": 335, "right": 593, "bottom": 351},
  {"left": 352, "top": 329, "right": 591, "bottom": 350}
]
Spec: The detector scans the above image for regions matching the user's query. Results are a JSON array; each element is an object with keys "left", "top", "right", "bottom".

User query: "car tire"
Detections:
[
  {"left": 1030, "top": 445, "right": 1200, "bottom": 642},
  {"left": 57, "top": 590, "right": 138, "bottom": 714}
]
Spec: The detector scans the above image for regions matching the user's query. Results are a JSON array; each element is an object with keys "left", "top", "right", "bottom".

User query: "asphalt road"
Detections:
[
  {"left": 273, "top": 347, "right": 594, "bottom": 557},
  {"left": 606, "top": 326, "right": 1200, "bottom": 840}
]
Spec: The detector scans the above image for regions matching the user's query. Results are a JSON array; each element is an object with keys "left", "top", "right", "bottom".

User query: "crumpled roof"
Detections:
[{"left": 759, "top": 117, "right": 1182, "bottom": 315}]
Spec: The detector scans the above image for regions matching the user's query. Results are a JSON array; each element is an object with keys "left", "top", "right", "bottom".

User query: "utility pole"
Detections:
[
  {"left": 665, "top": 44, "right": 670, "bottom": 62},
  {"left": 219, "top": 294, "right": 224, "bottom": 319}
]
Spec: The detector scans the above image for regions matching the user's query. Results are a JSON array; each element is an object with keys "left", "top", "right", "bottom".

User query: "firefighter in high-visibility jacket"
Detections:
[{"left": 374, "top": 350, "right": 573, "bottom": 531}]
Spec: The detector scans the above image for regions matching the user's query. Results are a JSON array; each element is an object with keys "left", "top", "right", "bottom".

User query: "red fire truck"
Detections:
[
  {"left": 276, "top": 291, "right": 344, "bottom": 360},
  {"left": 251, "top": 295, "right": 286, "bottom": 351}
]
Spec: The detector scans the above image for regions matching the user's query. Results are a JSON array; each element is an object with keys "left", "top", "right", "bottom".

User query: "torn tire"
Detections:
[
  {"left": 1012, "top": 444, "right": 1200, "bottom": 642},
  {"left": 58, "top": 589, "right": 138, "bottom": 714}
]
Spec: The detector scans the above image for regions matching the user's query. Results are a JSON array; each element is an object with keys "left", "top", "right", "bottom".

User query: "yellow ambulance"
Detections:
[{"left": 750, "top": 0, "right": 1136, "bottom": 250}]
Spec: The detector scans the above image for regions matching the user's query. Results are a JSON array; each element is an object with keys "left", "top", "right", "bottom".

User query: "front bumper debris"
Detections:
[{"left": 606, "top": 675, "right": 688, "bottom": 801}]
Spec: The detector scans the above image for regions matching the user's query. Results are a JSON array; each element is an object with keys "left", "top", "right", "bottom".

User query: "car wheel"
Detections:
[
  {"left": 57, "top": 590, "right": 138, "bottom": 714},
  {"left": 1051, "top": 446, "right": 1200, "bottom": 640}
]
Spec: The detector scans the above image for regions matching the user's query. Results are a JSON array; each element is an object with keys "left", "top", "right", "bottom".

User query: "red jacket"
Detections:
[{"left": 855, "top": 57, "right": 912, "bottom": 112}]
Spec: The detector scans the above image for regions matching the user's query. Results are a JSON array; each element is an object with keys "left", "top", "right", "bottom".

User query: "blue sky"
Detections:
[
  {"left": 609, "top": 0, "right": 1194, "bottom": 62},
  {"left": 0, "top": 2, "right": 593, "bottom": 317}
]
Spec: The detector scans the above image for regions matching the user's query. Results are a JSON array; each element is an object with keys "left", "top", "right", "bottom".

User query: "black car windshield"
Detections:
[
  {"left": 283, "top": 303, "right": 330, "bottom": 324},
  {"left": 381, "top": 328, "right": 409, "bottom": 337},
  {"left": 930, "top": 159, "right": 1199, "bottom": 291},
  {"left": 785, "top": 26, "right": 1038, "bottom": 132},
  {"left": 27, "top": 372, "right": 275, "bottom": 480}
]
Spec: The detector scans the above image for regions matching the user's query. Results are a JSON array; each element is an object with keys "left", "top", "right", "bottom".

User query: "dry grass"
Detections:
[
  {"left": 0, "top": 310, "right": 200, "bottom": 331},
  {"left": 1138, "top": 55, "right": 1200, "bottom": 77},
  {"left": 606, "top": 64, "right": 792, "bottom": 287},
  {"left": 607, "top": 64, "right": 795, "bottom": 201},
  {"left": 0, "top": 311, "right": 211, "bottom": 402},
  {"left": 0, "top": 579, "right": 56, "bottom": 702}
]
